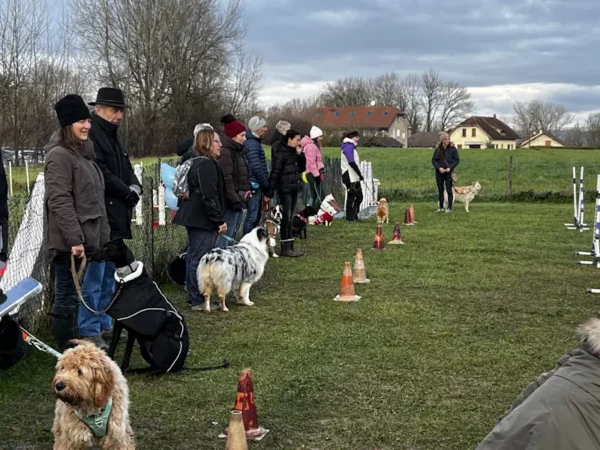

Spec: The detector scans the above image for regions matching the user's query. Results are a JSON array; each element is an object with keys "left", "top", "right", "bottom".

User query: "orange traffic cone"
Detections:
[
  {"left": 225, "top": 410, "right": 248, "bottom": 450},
  {"left": 353, "top": 248, "right": 370, "bottom": 284},
  {"left": 372, "top": 224, "right": 386, "bottom": 250},
  {"left": 403, "top": 208, "right": 413, "bottom": 226},
  {"left": 224, "top": 369, "right": 269, "bottom": 441},
  {"left": 389, "top": 222, "right": 404, "bottom": 245},
  {"left": 334, "top": 261, "right": 361, "bottom": 302},
  {"left": 409, "top": 204, "right": 417, "bottom": 224}
]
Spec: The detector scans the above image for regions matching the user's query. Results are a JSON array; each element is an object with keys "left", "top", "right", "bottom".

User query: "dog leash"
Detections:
[
  {"left": 20, "top": 326, "right": 62, "bottom": 359},
  {"left": 70, "top": 255, "right": 123, "bottom": 316}
]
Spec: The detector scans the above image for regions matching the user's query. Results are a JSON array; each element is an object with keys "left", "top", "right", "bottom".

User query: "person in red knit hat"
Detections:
[{"left": 216, "top": 114, "right": 251, "bottom": 248}]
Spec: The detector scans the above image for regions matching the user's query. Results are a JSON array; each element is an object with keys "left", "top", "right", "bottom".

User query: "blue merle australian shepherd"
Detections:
[{"left": 197, "top": 227, "right": 274, "bottom": 313}]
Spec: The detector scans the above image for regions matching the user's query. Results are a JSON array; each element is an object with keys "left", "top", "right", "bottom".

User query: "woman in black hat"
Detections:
[{"left": 44, "top": 94, "right": 111, "bottom": 351}]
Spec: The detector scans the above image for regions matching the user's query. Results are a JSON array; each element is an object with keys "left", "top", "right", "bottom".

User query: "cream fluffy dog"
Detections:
[
  {"left": 52, "top": 340, "right": 135, "bottom": 450},
  {"left": 376, "top": 198, "right": 389, "bottom": 223},
  {"left": 444, "top": 181, "right": 482, "bottom": 212}
]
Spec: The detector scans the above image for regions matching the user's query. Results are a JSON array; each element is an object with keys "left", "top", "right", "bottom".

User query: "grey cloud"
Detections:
[{"left": 245, "top": 0, "right": 600, "bottom": 97}]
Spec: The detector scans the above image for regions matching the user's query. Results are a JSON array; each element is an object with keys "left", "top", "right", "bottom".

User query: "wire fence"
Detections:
[{"left": 4, "top": 157, "right": 350, "bottom": 332}]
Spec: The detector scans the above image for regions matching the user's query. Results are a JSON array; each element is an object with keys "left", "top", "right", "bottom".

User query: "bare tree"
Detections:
[
  {"left": 320, "top": 76, "right": 372, "bottom": 107},
  {"left": 437, "top": 81, "right": 475, "bottom": 130},
  {"left": 71, "top": 0, "right": 253, "bottom": 156},
  {"left": 400, "top": 73, "right": 423, "bottom": 133},
  {"left": 513, "top": 100, "right": 574, "bottom": 139},
  {"left": 587, "top": 113, "right": 600, "bottom": 148},
  {"left": 421, "top": 69, "right": 443, "bottom": 132},
  {"left": 225, "top": 49, "right": 263, "bottom": 118},
  {"left": 370, "top": 72, "right": 405, "bottom": 109},
  {"left": 563, "top": 122, "right": 585, "bottom": 148}
]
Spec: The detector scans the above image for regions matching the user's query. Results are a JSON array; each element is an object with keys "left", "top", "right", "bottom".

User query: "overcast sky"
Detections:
[{"left": 244, "top": 0, "right": 600, "bottom": 120}]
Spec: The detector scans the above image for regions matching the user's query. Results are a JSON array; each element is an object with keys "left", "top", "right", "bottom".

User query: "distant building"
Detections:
[
  {"left": 312, "top": 106, "right": 411, "bottom": 147},
  {"left": 450, "top": 116, "right": 520, "bottom": 150},
  {"left": 519, "top": 130, "right": 566, "bottom": 148}
]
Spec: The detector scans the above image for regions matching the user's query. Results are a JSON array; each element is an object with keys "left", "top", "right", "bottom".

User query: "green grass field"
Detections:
[
  {"left": 10, "top": 147, "right": 600, "bottom": 199},
  {"left": 322, "top": 147, "right": 600, "bottom": 201},
  {"left": 1, "top": 202, "right": 597, "bottom": 449}
]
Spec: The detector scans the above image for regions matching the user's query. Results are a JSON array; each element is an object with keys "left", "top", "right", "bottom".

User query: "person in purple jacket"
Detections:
[{"left": 341, "top": 131, "right": 364, "bottom": 221}]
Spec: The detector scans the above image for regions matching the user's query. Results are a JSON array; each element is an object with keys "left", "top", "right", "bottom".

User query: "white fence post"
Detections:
[
  {"left": 25, "top": 160, "right": 30, "bottom": 194},
  {"left": 158, "top": 184, "right": 166, "bottom": 226},
  {"left": 134, "top": 163, "right": 143, "bottom": 226},
  {"left": 8, "top": 161, "right": 13, "bottom": 197}
]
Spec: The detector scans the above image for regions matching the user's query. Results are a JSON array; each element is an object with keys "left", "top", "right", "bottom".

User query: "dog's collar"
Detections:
[
  {"left": 75, "top": 398, "right": 113, "bottom": 438},
  {"left": 295, "top": 214, "right": 308, "bottom": 223}
]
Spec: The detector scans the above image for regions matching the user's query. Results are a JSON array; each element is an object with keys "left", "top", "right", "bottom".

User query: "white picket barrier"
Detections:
[
  {"left": 578, "top": 173, "right": 600, "bottom": 269},
  {"left": 565, "top": 166, "right": 589, "bottom": 231},
  {"left": 134, "top": 163, "right": 143, "bottom": 226},
  {"left": 342, "top": 160, "right": 380, "bottom": 217}
]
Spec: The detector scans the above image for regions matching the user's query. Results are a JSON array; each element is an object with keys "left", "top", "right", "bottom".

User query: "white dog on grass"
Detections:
[{"left": 197, "top": 227, "right": 273, "bottom": 313}]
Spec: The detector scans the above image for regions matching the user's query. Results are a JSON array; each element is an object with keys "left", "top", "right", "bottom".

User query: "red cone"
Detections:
[
  {"left": 372, "top": 225, "right": 386, "bottom": 250},
  {"left": 403, "top": 208, "right": 412, "bottom": 225},
  {"left": 409, "top": 204, "right": 417, "bottom": 224},
  {"left": 389, "top": 222, "right": 404, "bottom": 245},
  {"left": 226, "top": 369, "right": 269, "bottom": 440}
]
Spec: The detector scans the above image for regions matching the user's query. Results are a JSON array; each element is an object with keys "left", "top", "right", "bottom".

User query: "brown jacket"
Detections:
[{"left": 44, "top": 131, "right": 110, "bottom": 260}]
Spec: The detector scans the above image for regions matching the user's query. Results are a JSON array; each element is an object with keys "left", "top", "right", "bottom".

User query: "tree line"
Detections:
[{"left": 0, "top": 0, "right": 262, "bottom": 163}]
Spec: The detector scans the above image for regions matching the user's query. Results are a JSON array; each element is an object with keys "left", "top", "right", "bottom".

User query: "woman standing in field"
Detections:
[
  {"left": 341, "top": 131, "right": 364, "bottom": 221},
  {"left": 173, "top": 129, "right": 227, "bottom": 310},
  {"left": 44, "top": 94, "right": 111, "bottom": 351},
  {"left": 301, "top": 126, "right": 326, "bottom": 210},
  {"left": 432, "top": 132, "right": 460, "bottom": 213}
]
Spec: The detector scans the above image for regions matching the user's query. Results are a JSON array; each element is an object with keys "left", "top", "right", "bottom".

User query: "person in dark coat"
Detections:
[
  {"left": 432, "top": 132, "right": 460, "bottom": 213},
  {"left": 267, "top": 129, "right": 303, "bottom": 257},
  {"left": 477, "top": 316, "right": 600, "bottom": 450},
  {"left": 173, "top": 129, "right": 227, "bottom": 310},
  {"left": 270, "top": 120, "right": 291, "bottom": 160},
  {"left": 341, "top": 131, "right": 364, "bottom": 222},
  {"left": 243, "top": 116, "right": 270, "bottom": 236},
  {"left": 87, "top": 87, "right": 142, "bottom": 343},
  {"left": 215, "top": 114, "right": 251, "bottom": 248},
  {"left": 44, "top": 94, "right": 111, "bottom": 351}
]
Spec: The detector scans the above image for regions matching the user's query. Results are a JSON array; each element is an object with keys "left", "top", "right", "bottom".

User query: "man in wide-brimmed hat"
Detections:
[{"left": 85, "top": 87, "right": 142, "bottom": 348}]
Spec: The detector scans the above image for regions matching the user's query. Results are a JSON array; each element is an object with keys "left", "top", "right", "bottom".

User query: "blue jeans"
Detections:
[
  {"left": 243, "top": 189, "right": 262, "bottom": 236},
  {"left": 186, "top": 227, "right": 217, "bottom": 306},
  {"left": 78, "top": 261, "right": 115, "bottom": 337},
  {"left": 216, "top": 209, "right": 243, "bottom": 248}
]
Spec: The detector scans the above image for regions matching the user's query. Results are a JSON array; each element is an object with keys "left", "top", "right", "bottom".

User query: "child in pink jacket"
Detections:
[{"left": 301, "top": 126, "right": 325, "bottom": 209}]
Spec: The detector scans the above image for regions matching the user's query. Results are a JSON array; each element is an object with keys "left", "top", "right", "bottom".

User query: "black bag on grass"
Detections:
[{"left": 0, "top": 315, "right": 27, "bottom": 370}]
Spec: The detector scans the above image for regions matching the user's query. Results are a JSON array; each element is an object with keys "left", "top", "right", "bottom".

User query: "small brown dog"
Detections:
[
  {"left": 52, "top": 340, "right": 135, "bottom": 450},
  {"left": 376, "top": 198, "right": 389, "bottom": 224}
]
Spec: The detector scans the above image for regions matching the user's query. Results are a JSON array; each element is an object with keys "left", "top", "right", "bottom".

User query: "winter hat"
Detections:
[
  {"left": 275, "top": 120, "right": 291, "bottom": 135},
  {"left": 54, "top": 94, "right": 91, "bottom": 129},
  {"left": 439, "top": 131, "right": 450, "bottom": 140},
  {"left": 221, "top": 114, "right": 246, "bottom": 138},
  {"left": 248, "top": 116, "right": 267, "bottom": 133},
  {"left": 310, "top": 126, "right": 323, "bottom": 139},
  {"left": 193, "top": 123, "right": 213, "bottom": 139}
]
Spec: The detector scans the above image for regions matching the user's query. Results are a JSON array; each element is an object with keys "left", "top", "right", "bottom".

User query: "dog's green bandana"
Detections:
[{"left": 74, "top": 398, "right": 113, "bottom": 438}]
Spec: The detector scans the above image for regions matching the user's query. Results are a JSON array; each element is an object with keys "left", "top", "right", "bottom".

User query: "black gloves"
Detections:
[{"left": 125, "top": 191, "right": 140, "bottom": 207}]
